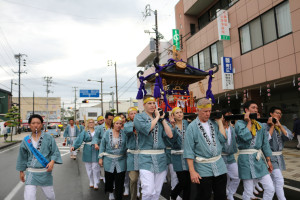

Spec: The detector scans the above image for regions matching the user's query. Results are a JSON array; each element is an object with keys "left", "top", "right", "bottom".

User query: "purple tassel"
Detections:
[
  {"left": 154, "top": 83, "right": 161, "bottom": 98},
  {"left": 136, "top": 77, "right": 145, "bottom": 99},
  {"left": 136, "top": 89, "right": 144, "bottom": 99},
  {"left": 206, "top": 70, "right": 216, "bottom": 103}
]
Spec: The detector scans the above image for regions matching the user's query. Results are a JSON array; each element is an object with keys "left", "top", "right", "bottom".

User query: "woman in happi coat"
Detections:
[
  {"left": 124, "top": 107, "right": 140, "bottom": 200},
  {"left": 220, "top": 109, "right": 240, "bottom": 200},
  {"left": 99, "top": 116, "right": 127, "bottom": 200},
  {"left": 168, "top": 107, "right": 191, "bottom": 200},
  {"left": 71, "top": 118, "right": 101, "bottom": 190},
  {"left": 16, "top": 114, "right": 62, "bottom": 200},
  {"left": 134, "top": 95, "right": 173, "bottom": 200}
]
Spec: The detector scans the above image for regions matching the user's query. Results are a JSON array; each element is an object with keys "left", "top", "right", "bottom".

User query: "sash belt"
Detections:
[
  {"left": 27, "top": 168, "right": 48, "bottom": 173},
  {"left": 84, "top": 142, "right": 92, "bottom": 145},
  {"left": 239, "top": 149, "right": 269, "bottom": 168},
  {"left": 99, "top": 152, "right": 124, "bottom": 158},
  {"left": 127, "top": 149, "right": 140, "bottom": 154},
  {"left": 221, "top": 152, "right": 229, "bottom": 156},
  {"left": 272, "top": 151, "right": 282, "bottom": 156},
  {"left": 171, "top": 150, "right": 184, "bottom": 155},
  {"left": 195, "top": 155, "right": 221, "bottom": 163}
]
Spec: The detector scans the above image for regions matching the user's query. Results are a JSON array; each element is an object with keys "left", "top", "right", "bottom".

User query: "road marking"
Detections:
[
  {"left": 3, "top": 181, "right": 24, "bottom": 200},
  {"left": 159, "top": 195, "right": 167, "bottom": 200},
  {"left": 0, "top": 144, "right": 20, "bottom": 154},
  {"left": 284, "top": 184, "right": 300, "bottom": 192},
  {"left": 234, "top": 193, "right": 263, "bottom": 199}
]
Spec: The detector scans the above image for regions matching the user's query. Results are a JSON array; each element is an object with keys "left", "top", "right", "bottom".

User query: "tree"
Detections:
[{"left": 5, "top": 106, "right": 20, "bottom": 142}]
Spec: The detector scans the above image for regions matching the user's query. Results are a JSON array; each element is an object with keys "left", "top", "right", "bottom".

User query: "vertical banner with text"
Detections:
[
  {"left": 172, "top": 29, "right": 180, "bottom": 50},
  {"left": 221, "top": 57, "right": 234, "bottom": 90},
  {"left": 217, "top": 10, "right": 230, "bottom": 40}
]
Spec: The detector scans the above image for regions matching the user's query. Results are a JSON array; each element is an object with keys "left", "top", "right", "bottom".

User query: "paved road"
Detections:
[{"left": 1, "top": 135, "right": 300, "bottom": 200}]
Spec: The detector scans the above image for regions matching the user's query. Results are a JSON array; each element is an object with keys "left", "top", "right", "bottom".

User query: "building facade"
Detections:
[
  {"left": 175, "top": 0, "right": 300, "bottom": 128},
  {"left": 12, "top": 97, "right": 61, "bottom": 127},
  {"left": 0, "top": 88, "right": 12, "bottom": 121}
]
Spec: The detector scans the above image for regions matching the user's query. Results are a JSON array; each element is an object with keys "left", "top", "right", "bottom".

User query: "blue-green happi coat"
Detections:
[
  {"left": 63, "top": 125, "right": 80, "bottom": 137},
  {"left": 169, "top": 119, "right": 189, "bottom": 172},
  {"left": 124, "top": 121, "right": 139, "bottom": 171},
  {"left": 16, "top": 133, "right": 62, "bottom": 186},
  {"left": 264, "top": 123, "right": 293, "bottom": 170},
  {"left": 184, "top": 118, "right": 227, "bottom": 177},
  {"left": 221, "top": 125, "right": 238, "bottom": 164},
  {"left": 73, "top": 129, "right": 100, "bottom": 163},
  {"left": 235, "top": 120, "right": 272, "bottom": 180},
  {"left": 93, "top": 123, "right": 110, "bottom": 145},
  {"left": 99, "top": 129, "right": 127, "bottom": 173},
  {"left": 134, "top": 112, "right": 169, "bottom": 173}
]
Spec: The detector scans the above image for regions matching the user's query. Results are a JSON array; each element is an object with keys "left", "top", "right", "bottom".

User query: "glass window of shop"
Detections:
[
  {"left": 239, "top": 0, "right": 292, "bottom": 54},
  {"left": 199, "top": 51, "right": 205, "bottom": 70},
  {"left": 192, "top": 54, "right": 199, "bottom": 69}
]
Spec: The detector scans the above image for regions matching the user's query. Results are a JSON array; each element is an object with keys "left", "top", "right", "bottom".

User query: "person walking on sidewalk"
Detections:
[
  {"left": 64, "top": 119, "right": 80, "bottom": 160},
  {"left": 16, "top": 114, "right": 62, "bottom": 200},
  {"left": 293, "top": 114, "right": 300, "bottom": 150}
]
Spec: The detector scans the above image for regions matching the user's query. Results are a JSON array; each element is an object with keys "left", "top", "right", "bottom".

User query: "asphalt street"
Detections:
[{"left": 1, "top": 135, "right": 300, "bottom": 200}]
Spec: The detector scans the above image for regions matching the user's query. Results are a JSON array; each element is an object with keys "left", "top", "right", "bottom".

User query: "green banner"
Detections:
[{"left": 172, "top": 29, "right": 180, "bottom": 51}]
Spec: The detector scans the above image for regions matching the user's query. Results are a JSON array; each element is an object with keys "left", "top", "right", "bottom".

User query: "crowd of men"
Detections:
[{"left": 16, "top": 95, "right": 297, "bottom": 200}]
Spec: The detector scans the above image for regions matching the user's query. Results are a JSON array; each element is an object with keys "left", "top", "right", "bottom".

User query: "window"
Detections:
[
  {"left": 211, "top": 43, "right": 218, "bottom": 65},
  {"left": 217, "top": 41, "right": 224, "bottom": 64},
  {"left": 240, "top": 25, "right": 251, "bottom": 53},
  {"left": 192, "top": 54, "right": 199, "bottom": 68},
  {"left": 199, "top": 51, "right": 205, "bottom": 70},
  {"left": 187, "top": 57, "right": 193, "bottom": 66},
  {"left": 276, "top": 1, "right": 292, "bottom": 37},
  {"left": 203, "top": 48, "right": 211, "bottom": 71},
  {"left": 190, "top": 24, "right": 196, "bottom": 35},
  {"left": 88, "top": 112, "right": 97, "bottom": 117},
  {"left": 261, "top": 10, "right": 277, "bottom": 44},
  {"left": 198, "top": 12, "right": 209, "bottom": 30},
  {"left": 239, "top": 1, "right": 293, "bottom": 54},
  {"left": 249, "top": 18, "right": 263, "bottom": 49}
]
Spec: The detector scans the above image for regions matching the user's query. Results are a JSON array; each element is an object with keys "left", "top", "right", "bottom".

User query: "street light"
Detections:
[
  {"left": 107, "top": 60, "right": 119, "bottom": 113},
  {"left": 87, "top": 79, "right": 104, "bottom": 116}
]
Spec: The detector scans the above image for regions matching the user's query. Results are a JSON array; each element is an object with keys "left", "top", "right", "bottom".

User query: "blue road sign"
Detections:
[{"left": 79, "top": 90, "right": 99, "bottom": 98}]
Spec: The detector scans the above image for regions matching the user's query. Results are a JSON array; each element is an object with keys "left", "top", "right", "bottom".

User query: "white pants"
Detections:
[
  {"left": 243, "top": 174, "right": 275, "bottom": 200},
  {"left": 297, "top": 135, "right": 300, "bottom": 148},
  {"left": 70, "top": 137, "right": 77, "bottom": 156},
  {"left": 271, "top": 169, "right": 286, "bottom": 200},
  {"left": 24, "top": 185, "right": 55, "bottom": 200},
  {"left": 168, "top": 164, "right": 179, "bottom": 190},
  {"left": 140, "top": 169, "right": 167, "bottom": 200},
  {"left": 85, "top": 162, "right": 100, "bottom": 188},
  {"left": 226, "top": 163, "right": 240, "bottom": 200},
  {"left": 124, "top": 171, "right": 129, "bottom": 188}
]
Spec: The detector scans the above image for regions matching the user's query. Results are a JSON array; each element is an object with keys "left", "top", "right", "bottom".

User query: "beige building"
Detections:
[{"left": 13, "top": 97, "right": 61, "bottom": 126}]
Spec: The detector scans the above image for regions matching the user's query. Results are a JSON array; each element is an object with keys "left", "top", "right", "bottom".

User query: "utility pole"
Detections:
[
  {"left": 143, "top": 4, "right": 160, "bottom": 63},
  {"left": 100, "top": 78, "right": 104, "bottom": 116},
  {"left": 44, "top": 76, "right": 53, "bottom": 126},
  {"left": 73, "top": 87, "right": 78, "bottom": 121},
  {"left": 14, "top": 53, "right": 27, "bottom": 134},
  {"left": 33, "top": 91, "right": 35, "bottom": 115},
  {"left": 108, "top": 61, "right": 118, "bottom": 113}
]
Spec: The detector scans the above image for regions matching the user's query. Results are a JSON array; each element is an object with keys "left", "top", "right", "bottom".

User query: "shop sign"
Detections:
[
  {"left": 217, "top": 10, "right": 230, "bottom": 40},
  {"left": 221, "top": 57, "right": 234, "bottom": 90},
  {"left": 172, "top": 29, "right": 180, "bottom": 50}
]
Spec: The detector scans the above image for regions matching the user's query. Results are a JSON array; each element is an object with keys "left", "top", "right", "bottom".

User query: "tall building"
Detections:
[
  {"left": 175, "top": 0, "right": 300, "bottom": 128},
  {"left": 0, "top": 88, "right": 12, "bottom": 121}
]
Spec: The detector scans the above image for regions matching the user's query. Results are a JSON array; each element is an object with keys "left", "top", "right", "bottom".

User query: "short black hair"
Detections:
[
  {"left": 69, "top": 118, "right": 74, "bottom": 122},
  {"left": 221, "top": 108, "right": 232, "bottom": 116},
  {"left": 117, "top": 113, "right": 126, "bottom": 117},
  {"left": 29, "top": 114, "right": 43, "bottom": 124},
  {"left": 243, "top": 100, "right": 257, "bottom": 112},
  {"left": 269, "top": 106, "right": 282, "bottom": 115},
  {"left": 143, "top": 94, "right": 154, "bottom": 100},
  {"left": 105, "top": 112, "right": 114, "bottom": 119}
]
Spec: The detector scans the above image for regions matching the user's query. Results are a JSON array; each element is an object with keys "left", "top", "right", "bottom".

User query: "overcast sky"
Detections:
[{"left": 0, "top": 0, "right": 178, "bottom": 107}]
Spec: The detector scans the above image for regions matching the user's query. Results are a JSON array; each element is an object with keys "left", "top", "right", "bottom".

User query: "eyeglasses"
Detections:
[{"left": 274, "top": 111, "right": 282, "bottom": 116}]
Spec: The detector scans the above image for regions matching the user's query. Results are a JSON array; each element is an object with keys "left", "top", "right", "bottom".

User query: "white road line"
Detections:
[
  {"left": 159, "top": 195, "right": 167, "bottom": 200},
  {"left": 0, "top": 144, "right": 20, "bottom": 154},
  {"left": 3, "top": 181, "right": 24, "bottom": 200},
  {"left": 284, "top": 184, "right": 300, "bottom": 192},
  {"left": 234, "top": 193, "right": 262, "bottom": 200}
]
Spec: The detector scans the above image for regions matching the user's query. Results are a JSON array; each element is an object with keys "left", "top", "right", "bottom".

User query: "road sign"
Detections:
[
  {"left": 172, "top": 29, "right": 180, "bottom": 51},
  {"left": 79, "top": 90, "right": 99, "bottom": 98}
]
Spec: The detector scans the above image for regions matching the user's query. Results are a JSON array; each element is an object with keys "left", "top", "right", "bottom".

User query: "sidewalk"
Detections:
[{"left": 0, "top": 132, "right": 30, "bottom": 150}]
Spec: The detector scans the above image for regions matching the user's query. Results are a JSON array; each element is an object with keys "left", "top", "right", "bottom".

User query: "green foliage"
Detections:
[
  {"left": 110, "top": 109, "right": 116, "bottom": 115},
  {"left": 5, "top": 106, "right": 20, "bottom": 128}
]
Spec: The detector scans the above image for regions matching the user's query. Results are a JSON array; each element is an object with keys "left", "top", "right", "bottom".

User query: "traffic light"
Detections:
[{"left": 82, "top": 99, "right": 89, "bottom": 103}]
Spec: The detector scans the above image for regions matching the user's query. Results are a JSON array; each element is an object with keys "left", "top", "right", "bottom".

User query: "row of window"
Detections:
[
  {"left": 240, "top": 1, "right": 292, "bottom": 54},
  {"left": 198, "top": 0, "right": 239, "bottom": 31},
  {"left": 187, "top": 41, "right": 224, "bottom": 71}
]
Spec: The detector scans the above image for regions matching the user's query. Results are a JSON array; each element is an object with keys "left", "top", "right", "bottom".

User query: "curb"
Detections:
[{"left": 0, "top": 140, "right": 22, "bottom": 150}]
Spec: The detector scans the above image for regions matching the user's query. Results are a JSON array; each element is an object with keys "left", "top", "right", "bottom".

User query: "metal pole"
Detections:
[
  {"left": 18, "top": 54, "right": 21, "bottom": 134},
  {"left": 155, "top": 10, "right": 159, "bottom": 63},
  {"left": 33, "top": 91, "right": 34, "bottom": 115},
  {"left": 74, "top": 87, "right": 77, "bottom": 121},
  {"left": 111, "top": 92, "right": 114, "bottom": 110},
  {"left": 101, "top": 78, "right": 103, "bottom": 116},
  {"left": 46, "top": 81, "right": 49, "bottom": 125},
  {"left": 114, "top": 62, "right": 119, "bottom": 113},
  {"left": 10, "top": 79, "right": 13, "bottom": 108}
]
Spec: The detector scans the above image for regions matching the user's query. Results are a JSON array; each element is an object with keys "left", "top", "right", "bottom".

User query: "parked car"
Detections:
[{"left": 45, "top": 124, "right": 61, "bottom": 137}]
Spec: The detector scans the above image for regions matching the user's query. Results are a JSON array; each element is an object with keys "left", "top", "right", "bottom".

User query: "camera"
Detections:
[{"left": 158, "top": 108, "right": 164, "bottom": 116}]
